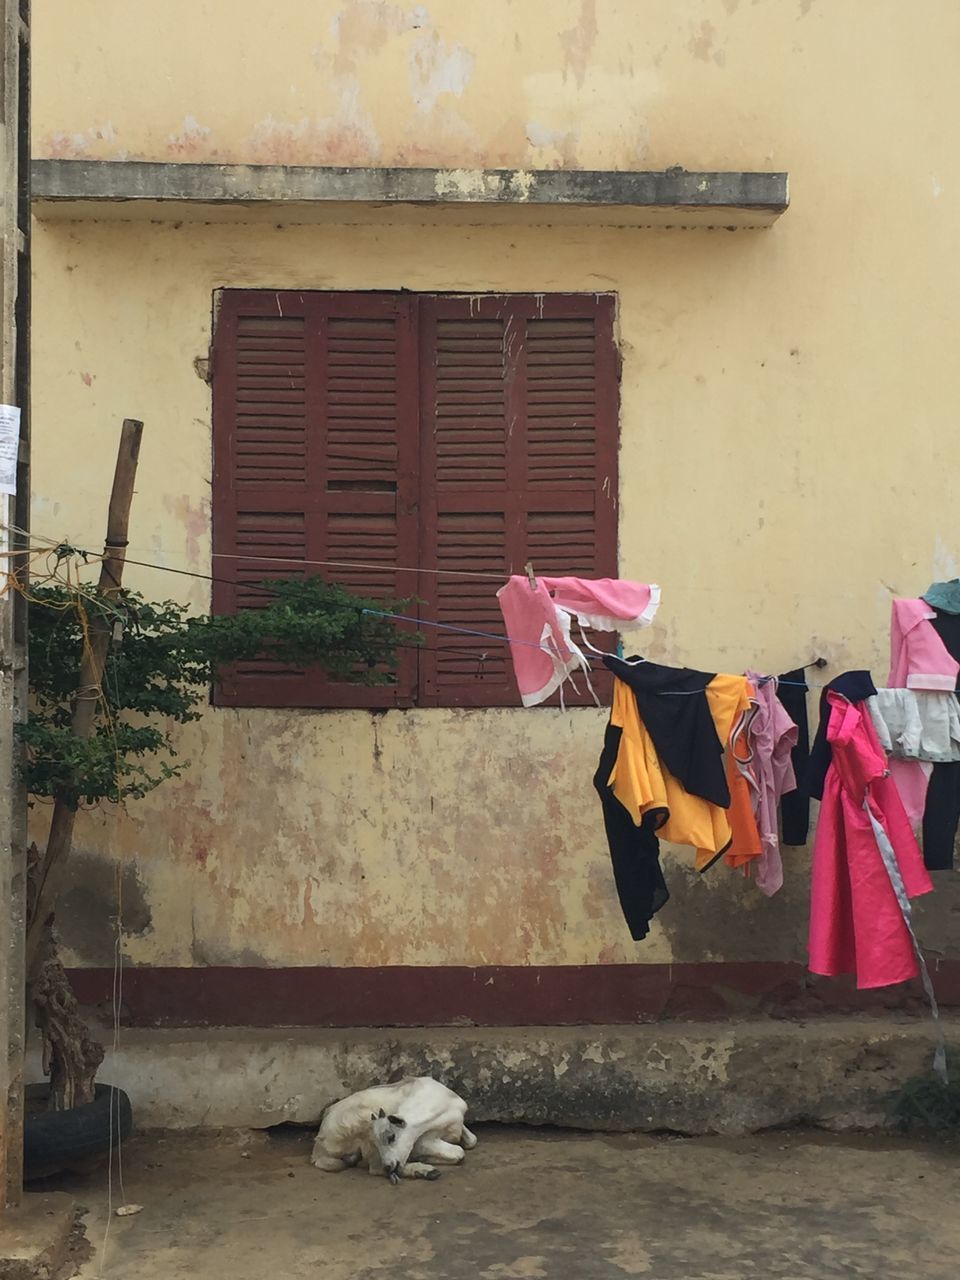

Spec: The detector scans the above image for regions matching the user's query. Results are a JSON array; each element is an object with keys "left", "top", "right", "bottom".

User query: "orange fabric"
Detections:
[
  {"left": 693, "top": 675, "right": 756, "bottom": 868},
  {"left": 606, "top": 677, "right": 671, "bottom": 828},
  {"left": 723, "top": 735, "right": 763, "bottom": 870},
  {"left": 609, "top": 673, "right": 754, "bottom": 862}
]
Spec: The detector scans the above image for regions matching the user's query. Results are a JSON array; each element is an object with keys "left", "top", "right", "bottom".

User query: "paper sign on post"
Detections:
[{"left": 0, "top": 404, "right": 21, "bottom": 496}]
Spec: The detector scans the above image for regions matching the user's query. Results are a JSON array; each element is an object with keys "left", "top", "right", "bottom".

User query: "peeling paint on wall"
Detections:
[
  {"left": 163, "top": 494, "right": 210, "bottom": 569},
  {"left": 507, "top": 170, "right": 537, "bottom": 200},
  {"left": 328, "top": 0, "right": 427, "bottom": 67},
  {"left": 433, "top": 167, "right": 500, "bottom": 198},
  {"left": 408, "top": 29, "right": 475, "bottom": 112},
  {"left": 560, "top": 0, "right": 598, "bottom": 88},
  {"left": 30, "top": 0, "right": 741, "bottom": 170},
  {"left": 167, "top": 116, "right": 213, "bottom": 158},
  {"left": 45, "top": 120, "right": 119, "bottom": 160},
  {"left": 526, "top": 119, "right": 580, "bottom": 168}
]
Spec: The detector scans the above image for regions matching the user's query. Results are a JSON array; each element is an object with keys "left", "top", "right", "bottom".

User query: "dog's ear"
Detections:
[
  {"left": 371, "top": 1112, "right": 378, "bottom": 1121},
  {"left": 387, "top": 1114, "right": 406, "bottom": 1128},
  {"left": 378, "top": 1108, "right": 386, "bottom": 1119}
]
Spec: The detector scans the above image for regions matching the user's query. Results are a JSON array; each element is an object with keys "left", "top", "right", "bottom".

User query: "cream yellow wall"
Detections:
[{"left": 29, "top": 1, "right": 960, "bottom": 968}]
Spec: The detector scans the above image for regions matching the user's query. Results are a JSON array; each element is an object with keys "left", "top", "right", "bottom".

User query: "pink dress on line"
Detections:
[
  {"left": 808, "top": 690, "right": 933, "bottom": 989},
  {"left": 886, "top": 598, "right": 960, "bottom": 829}
]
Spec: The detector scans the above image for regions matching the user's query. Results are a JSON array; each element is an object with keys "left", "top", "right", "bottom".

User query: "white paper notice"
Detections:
[{"left": 0, "top": 404, "right": 21, "bottom": 496}]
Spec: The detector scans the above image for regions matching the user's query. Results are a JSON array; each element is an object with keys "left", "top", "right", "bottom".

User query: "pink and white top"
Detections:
[
  {"left": 888, "top": 598, "right": 960, "bottom": 692},
  {"left": 497, "top": 576, "right": 661, "bottom": 707}
]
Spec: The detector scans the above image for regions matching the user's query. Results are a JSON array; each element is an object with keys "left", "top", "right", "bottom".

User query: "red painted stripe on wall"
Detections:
[{"left": 65, "top": 961, "right": 956, "bottom": 1028}]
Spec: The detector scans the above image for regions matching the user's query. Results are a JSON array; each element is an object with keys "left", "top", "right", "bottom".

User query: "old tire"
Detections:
[{"left": 24, "top": 1082, "right": 133, "bottom": 1180}]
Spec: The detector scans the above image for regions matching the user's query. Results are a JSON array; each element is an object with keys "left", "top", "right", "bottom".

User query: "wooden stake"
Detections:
[
  {"left": 25, "top": 419, "right": 143, "bottom": 978},
  {"left": 0, "top": 0, "right": 30, "bottom": 1211}
]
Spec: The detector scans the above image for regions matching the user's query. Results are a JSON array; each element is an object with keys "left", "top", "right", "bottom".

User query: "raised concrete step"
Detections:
[
  {"left": 27, "top": 1017, "right": 956, "bottom": 1134},
  {"left": 0, "top": 1194, "right": 76, "bottom": 1280}
]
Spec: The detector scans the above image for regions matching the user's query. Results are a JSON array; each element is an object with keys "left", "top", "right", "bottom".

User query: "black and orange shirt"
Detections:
[{"left": 602, "top": 657, "right": 754, "bottom": 865}]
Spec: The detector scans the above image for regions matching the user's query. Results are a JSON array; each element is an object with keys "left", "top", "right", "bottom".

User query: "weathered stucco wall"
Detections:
[
  {"left": 33, "top": 0, "right": 797, "bottom": 169},
  {"left": 28, "top": 1, "right": 960, "bottom": 974},
  {"left": 33, "top": 0, "right": 960, "bottom": 176}
]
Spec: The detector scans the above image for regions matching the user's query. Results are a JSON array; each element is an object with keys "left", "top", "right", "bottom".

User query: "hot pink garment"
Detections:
[
  {"left": 809, "top": 691, "right": 933, "bottom": 989},
  {"left": 744, "top": 673, "right": 798, "bottom": 897},
  {"left": 496, "top": 576, "right": 660, "bottom": 707}
]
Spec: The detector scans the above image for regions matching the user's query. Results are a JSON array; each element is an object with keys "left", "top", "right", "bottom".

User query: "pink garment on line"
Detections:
[
  {"left": 888, "top": 598, "right": 960, "bottom": 691},
  {"left": 808, "top": 691, "right": 933, "bottom": 990},
  {"left": 744, "top": 673, "right": 798, "bottom": 897},
  {"left": 887, "top": 757, "right": 933, "bottom": 836},
  {"left": 885, "top": 597, "right": 956, "bottom": 830},
  {"left": 496, "top": 576, "right": 660, "bottom": 707}
]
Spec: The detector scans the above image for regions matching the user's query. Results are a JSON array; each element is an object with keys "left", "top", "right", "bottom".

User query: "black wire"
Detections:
[{"left": 51, "top": 546, "right": 502, "bottom": 663}]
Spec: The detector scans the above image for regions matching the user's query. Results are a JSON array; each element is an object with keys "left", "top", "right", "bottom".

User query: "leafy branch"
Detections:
[{"left": 21, "top": 578, "right": 417, "bottom": 808}]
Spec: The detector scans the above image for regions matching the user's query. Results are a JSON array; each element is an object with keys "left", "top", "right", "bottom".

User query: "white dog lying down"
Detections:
[{"left": 310, "top": 1076, "right": 477, "bottom": 1184}]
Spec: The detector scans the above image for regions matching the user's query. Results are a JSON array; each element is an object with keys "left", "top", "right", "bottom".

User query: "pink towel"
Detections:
[{"left": 497, "top": 576, "right": 660, "bottom": 706}]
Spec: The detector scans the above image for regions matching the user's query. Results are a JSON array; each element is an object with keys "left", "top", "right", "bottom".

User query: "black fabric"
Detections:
[
  {"left": 776, "top": 669, "right": 811, "bottom": 845},
  {"left": 593, "top": 722, "right": 669, "bottom": 941},
  {"left": 603, "top": 656, "right": 729, "bottom": 807},
  {"left": 920, "top": 607, "right": 960, "bottom": 870},
  {"left": 928, "top": 609, "right": 960, "bottom": 670},
  {"left": 804, "top": 670, "right": 878, "bottom": 801},
  {"left": 922, "top": 763, "right": 960, "bottom": 871}
]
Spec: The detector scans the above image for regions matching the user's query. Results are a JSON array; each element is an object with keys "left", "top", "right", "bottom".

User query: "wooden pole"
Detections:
[
  {"left": 0, "top": 0, "right": 29, "bottom": 1211},
  {"left": 25, "top": 419, "right": 143, "bottom": 980}
]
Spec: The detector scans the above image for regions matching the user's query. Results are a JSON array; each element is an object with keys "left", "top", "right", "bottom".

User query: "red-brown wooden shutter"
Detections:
[
  {"left": 417, "top": 294, "right": 619, "bottom": 708},
  {"left": 212, "top": 291, "right": 419, "bottom": 708}
]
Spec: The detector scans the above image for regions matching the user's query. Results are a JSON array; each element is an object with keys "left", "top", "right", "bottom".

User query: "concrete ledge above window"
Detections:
[{"left": 31, "top": 160, "right": 788, "bottom": 229}]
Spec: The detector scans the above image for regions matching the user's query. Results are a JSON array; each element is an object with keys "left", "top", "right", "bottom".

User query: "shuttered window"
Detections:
[{"left": 212, "top": 291, "right": 618, "bottom": 709}]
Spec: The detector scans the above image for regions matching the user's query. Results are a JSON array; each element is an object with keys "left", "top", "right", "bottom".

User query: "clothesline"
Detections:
[
  {"left": 5, "top": 523, "right": 914, "bottom": 696},
  {"left": 1, "top": 524, "right": 832, "bottom": 689},
  {"left": 359, "top": 608, "right": 824, "bottom": 690},
  {"left": 0, "top": 524, "right": 913, "bottom": 600}
]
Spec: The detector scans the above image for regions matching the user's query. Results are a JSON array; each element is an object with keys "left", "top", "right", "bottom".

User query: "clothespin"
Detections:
[{"left": 524, "top": 561, "right": 538, "bottom": 591}]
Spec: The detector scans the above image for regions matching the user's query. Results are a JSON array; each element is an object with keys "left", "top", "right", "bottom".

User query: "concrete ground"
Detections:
[{"left": 37, "top": 1126, "right": 960, "bottom": 1279}]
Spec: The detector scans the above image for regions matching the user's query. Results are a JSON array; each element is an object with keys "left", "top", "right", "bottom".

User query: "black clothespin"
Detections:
[{"left": 524, "top": 561, "right": 538, "bottom": 591}]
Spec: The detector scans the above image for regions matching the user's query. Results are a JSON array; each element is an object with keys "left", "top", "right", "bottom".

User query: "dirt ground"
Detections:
[{"left": 34, "top": 1125, "right": 960, "bottom": 1279}]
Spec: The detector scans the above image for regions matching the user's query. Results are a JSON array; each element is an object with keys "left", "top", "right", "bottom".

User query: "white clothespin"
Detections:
[{"left": 524, "top": 561, "right": 538, "bottom": 591}]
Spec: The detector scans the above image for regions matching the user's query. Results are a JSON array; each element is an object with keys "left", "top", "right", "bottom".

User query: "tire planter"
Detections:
[{"left": 24, "top": 1082, "right": 133, "bottom": 1181}]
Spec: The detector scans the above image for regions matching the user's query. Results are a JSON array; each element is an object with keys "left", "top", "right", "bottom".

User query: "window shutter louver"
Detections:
[
  {"left": 212, "top": 291, "right": 419, "bottom": 708},
  {"left": 417, "top": 294, "right": 619, "bottom": 708}
]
